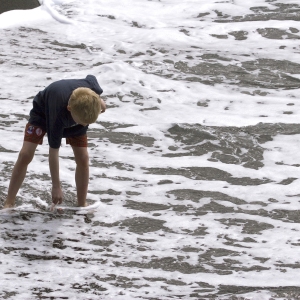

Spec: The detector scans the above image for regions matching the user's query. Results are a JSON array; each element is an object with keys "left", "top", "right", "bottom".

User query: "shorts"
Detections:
[{"left": 24, "top": 123, "right": 87, "bottom": 147}]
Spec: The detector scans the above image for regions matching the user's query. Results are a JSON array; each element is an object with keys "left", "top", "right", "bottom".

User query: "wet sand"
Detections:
[
  {"left": 0, "top": 0, "right": 40, "bottom": 14},
  {"left": 1, "top": 1, "right": 300, "bottom": 299}
]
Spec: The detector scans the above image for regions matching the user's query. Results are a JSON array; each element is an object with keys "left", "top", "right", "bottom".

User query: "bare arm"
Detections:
[
  {"left": 49, "top": 147, "right": 63, "bottom": 204},
  {"left": 100, "top": 97, "right": 106, "bottom": 113},
  {"left": 72, "top": 146, "right": 89, "bottom": 207}
]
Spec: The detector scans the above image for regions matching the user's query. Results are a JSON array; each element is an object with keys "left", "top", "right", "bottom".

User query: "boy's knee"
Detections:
[
  {"left": 18, "top": 149, "right": 34, "bottom": 165},
  {"left": 75, "top": 152, "right": 89, "bottom": 166}
]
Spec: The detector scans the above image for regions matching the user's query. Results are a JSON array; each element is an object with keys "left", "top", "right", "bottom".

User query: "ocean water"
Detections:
[{"left": 0, "top": 0, "right": 300, "bottom": 299}]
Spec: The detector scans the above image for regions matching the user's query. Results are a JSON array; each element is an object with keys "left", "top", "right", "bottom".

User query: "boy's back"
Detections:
[{"left": 29, "top": 74, "right": 103, "bottom": 149}]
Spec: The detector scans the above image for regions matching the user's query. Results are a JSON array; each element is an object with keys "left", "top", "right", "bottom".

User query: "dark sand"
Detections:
[{"left": 0, "top": 0, "right": 40, "bottom": 14}]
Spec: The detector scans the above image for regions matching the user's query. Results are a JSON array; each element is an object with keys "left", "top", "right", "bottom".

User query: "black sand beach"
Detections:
[{"left": 1, "top": 1, "right": 300, "bottom": 299}]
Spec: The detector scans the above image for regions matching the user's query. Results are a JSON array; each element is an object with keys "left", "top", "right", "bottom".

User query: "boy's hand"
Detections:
[
  {"left": 52, "top": 186, "right": 63, "bottom": 205},
  {"left": 100, "top": 98, "right": 106, "bottom": 113}
]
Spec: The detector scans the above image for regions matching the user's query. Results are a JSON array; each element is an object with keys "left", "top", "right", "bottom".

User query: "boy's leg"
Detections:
[
  {"left": 4, "top": 141, "right": 38, "bottom": 208},
  {"left": 3, "top": 123, "right": 45, "bottom": 208},
  {"left": 71, "top": 145, "right": 89, "bottom": 207},
  {"left": 66, "top": 135, "right": 89, "bottom": 207}
]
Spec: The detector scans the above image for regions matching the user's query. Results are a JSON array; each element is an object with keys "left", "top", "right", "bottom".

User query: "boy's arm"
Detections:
[
  {"left": 49, "top": 147, "right": 63, "bottom": 204},
  {"left": 72, "top": 146, "right": 89, "bottom": 207},
  {"left": 100, "top": 98, "right": 106, "bottom": 113}
]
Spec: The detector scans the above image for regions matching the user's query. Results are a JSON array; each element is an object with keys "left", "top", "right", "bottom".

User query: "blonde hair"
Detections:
[{"left": 69, "top": 87, "right": 101, "bottom": 124}]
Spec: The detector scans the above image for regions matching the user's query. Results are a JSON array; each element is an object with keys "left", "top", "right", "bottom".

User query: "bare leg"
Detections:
[
  {"left": 4, "top": 141, "right": 38, "bottom": 208},
  {"left": 72, "top": 146, "right": 89, "bottom": 207}
]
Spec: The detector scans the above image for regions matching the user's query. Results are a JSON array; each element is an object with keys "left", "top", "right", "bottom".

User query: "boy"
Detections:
[{"left": 3, "top": 74, "right": 105, "bottom": 208}]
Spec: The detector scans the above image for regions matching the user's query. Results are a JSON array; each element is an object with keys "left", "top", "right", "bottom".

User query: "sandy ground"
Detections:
[
  {"left": 0, "top": 0, "right": 40, "bottom": 14},
  {"left": 1, "top": 1, "right": 300, "bottom": 299}
]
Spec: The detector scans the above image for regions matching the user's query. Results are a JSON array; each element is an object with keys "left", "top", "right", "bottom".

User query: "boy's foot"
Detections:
[{"left": 3, "top": 200, "right": 15, "bottom": 209}]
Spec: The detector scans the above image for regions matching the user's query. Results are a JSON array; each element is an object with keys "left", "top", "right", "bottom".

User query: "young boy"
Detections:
[{"left": 3, "top": 75, "right": 105, "bottom": 208}]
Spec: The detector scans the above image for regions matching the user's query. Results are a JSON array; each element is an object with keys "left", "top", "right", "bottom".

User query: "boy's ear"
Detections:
[{"left": 67, "top": 105, "right": 71, "bottom": 111}]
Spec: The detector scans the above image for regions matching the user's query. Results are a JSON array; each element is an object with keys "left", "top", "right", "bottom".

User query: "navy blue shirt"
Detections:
[{"left": 29, "top": 75, "right": 103, "bottom": 148}]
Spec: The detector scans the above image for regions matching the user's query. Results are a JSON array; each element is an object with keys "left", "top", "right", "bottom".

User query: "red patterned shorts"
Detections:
[{"left": 24, "top": 123, "right": 87, "bottom": 147}]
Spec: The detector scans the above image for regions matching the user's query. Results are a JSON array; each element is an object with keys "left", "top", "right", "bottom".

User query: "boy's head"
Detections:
[{"left": 67, "top": 87, "right": 102, "bottom": 126}]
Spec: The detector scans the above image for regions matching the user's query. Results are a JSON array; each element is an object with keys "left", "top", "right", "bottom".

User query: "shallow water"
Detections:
[{"left": 1, "top": 0, "right": 300, "bottom": 299}]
